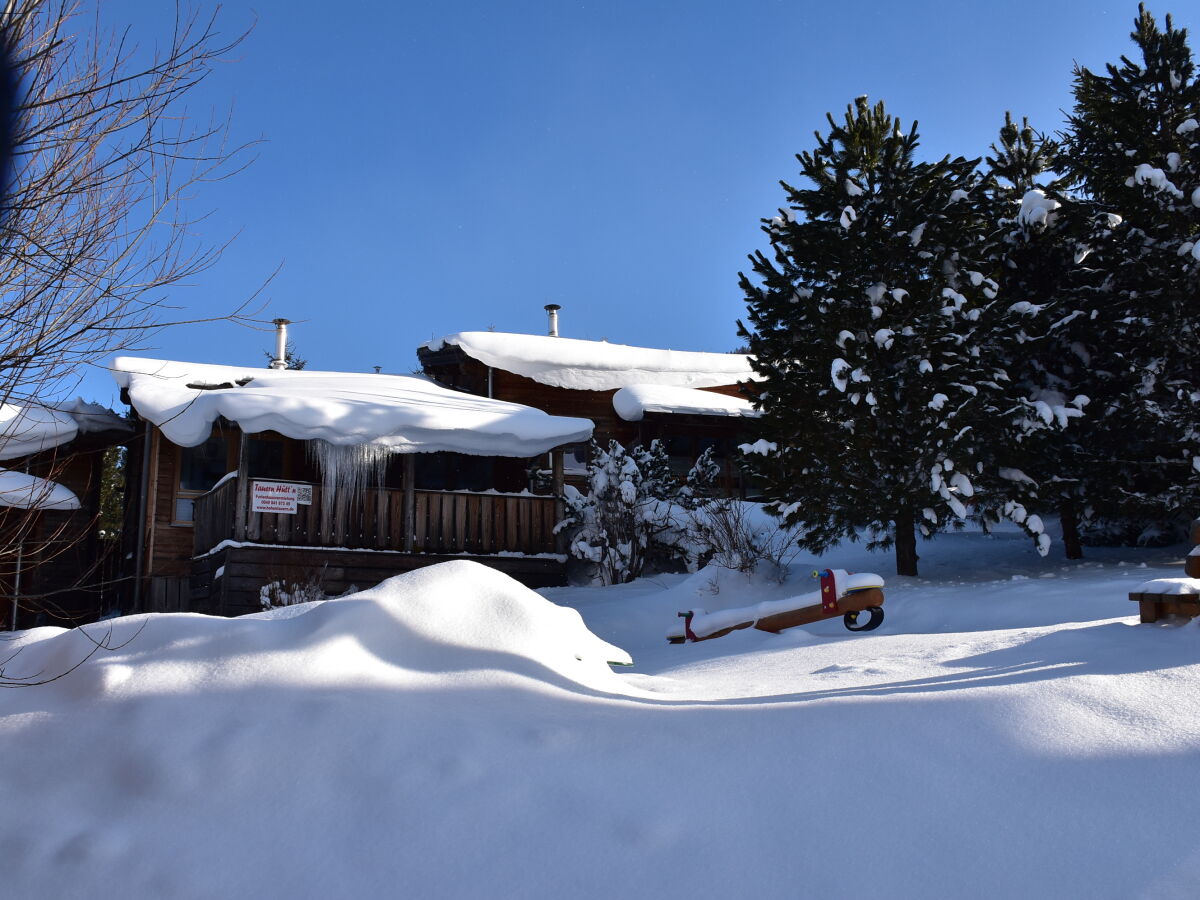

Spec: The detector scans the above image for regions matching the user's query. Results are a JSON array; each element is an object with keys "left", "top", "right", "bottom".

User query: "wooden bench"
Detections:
[{"left": 1129, "top": 518, "right": 1200, "bottom": 623}]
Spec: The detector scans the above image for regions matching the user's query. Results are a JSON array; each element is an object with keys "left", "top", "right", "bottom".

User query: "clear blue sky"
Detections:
[{"left": 80, "top": 0, "right": 1195, "bottom": 403}]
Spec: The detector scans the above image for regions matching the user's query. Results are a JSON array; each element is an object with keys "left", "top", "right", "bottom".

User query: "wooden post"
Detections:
[
  {"left": 233, "top": 430, "right": 250, "bottom": 542},
  {"left": 403, "top": 455, "right": 415, "bottom": 552},
  {"left": 551, "top": 449, "right": 565, "bottom": 554},
  {"left": 1186, "top": 518, "right": 1200, "bottom": 578}
]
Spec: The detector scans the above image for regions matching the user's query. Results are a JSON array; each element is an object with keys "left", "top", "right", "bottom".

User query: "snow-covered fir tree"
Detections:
[
  {"left": 738, "top": 97, "right": 1064, "bottom": 576},
  {"left": 560, "top": 440, "right": 723, "bottom": 583},
  {"left": 979, "top": 114, "right": 1098, "bottom": 558},
  {"left": 1061, "top": 4, "right": 1200, "bottom": 542}
]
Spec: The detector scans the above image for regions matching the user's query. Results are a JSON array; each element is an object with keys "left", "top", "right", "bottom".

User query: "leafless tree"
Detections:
[{"left": 0, "top": 1, "right": 256, "bottom": 628}]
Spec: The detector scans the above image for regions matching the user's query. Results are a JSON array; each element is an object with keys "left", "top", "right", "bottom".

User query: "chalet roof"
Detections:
[
  {"left": 0, "top": 400, "right": 129, "bottom": 461},
  {"left": 111, "top": 357, "right": 594, "bottom": 456},
  {"left": 422, "top": 331, "right": 756, "bottom": 391},
  {"left": 0, "top": 469, "right": 80, "bottom": 510},
  {"left": 612, "top": 385, "right": 760, "bottom": 422}
]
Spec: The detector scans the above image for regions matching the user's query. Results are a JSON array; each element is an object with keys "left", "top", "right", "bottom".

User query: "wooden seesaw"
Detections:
[{"left": 667, "top": 568, "right": 886, "bottom": 644}]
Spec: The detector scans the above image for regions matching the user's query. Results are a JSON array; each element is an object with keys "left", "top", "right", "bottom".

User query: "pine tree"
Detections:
[
  {"left": 738, "top": 97, "right": 1059, "bottom": 576},
  {"left": 979, "top": 114, "right": 1097, "bottom": 557},
  {"left": 1061, "top": 4, "right": 1200, "bottom": 542}
]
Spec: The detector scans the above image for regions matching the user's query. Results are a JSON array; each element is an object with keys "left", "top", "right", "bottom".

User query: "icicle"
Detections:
[{"left": 306, "top": 440, "right": 392, "bottom": 502}]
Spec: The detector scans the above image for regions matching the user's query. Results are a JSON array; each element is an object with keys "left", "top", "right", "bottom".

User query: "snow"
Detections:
[
  {"left": 1130, "top": 163, "right": 1184, "bottom": 198},
  {"left": 0, "top": 400, "right": 128, "bottom": 461},
  {"left": 666, "top": 568, "right": 885, "bottom": 640},
  {"left": 0, "top": 404, "right": 77, "bottom": 460},
  {"left": 1176, "top": 117, "right": 1198, "bottom": 134},
  {"left": 1018, "top": 188, "right": 1060, "bottom": 227},
  {"left": 831, "top": 358, "right": 850, "bottom": 392},
  {"left": 112, "top": 357, "right": 593, "bottom": 455},
  {"left": 612, "top": 385, "right": 759, "bottom": 421},
  {"left": 999, "top": 467, "right": 1036, "bottom": 485},
  {"left": 424, "top": 332, "right": 757, "bottom": 391},
  {"left": 737, "top": 439, "right": 776, "bottom": 456},
  {"left": 1133, "top": 577, "right": 1200, "bottom": 596},
  {"left": 0, "top": 469, "right": 81, "bottom": 510},
  {"left": 839, "top": 205, "right": 856, "bottom": 229},
  {"left": 4, "top": 529, "right": 1200, "bottom": 898}
]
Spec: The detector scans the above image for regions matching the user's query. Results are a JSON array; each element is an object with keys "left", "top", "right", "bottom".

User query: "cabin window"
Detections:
[
  {"left": 413, "top": 453, "right": 493, "bottom": 493},
  {"left": 562, "top": 443, "right": 589, "bottom": 475},
  {"left": 173, "top": 433, "right": 232, "bottom": 524},
  {"left": 247, "top": 435, "right": 285, "bottom": 479}
]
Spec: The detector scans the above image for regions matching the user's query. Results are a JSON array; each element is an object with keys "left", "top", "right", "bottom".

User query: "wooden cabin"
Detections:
[
  {"left": 113, "top": 357, "right": 594, "bottom": 617},
  {"left": 416, "top": 330, "right": 761, "bottom": 494},
  {"left": 0, "top": 402, "right": 131, "bottom": 629}
]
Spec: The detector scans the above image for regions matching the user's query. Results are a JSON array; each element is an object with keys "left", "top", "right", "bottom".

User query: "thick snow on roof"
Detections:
[
  {"left": 0, "top": 469, "right": 80, "bottom": 510},
  {"left": 0, "top": 400, "right": 129, "bottom": 461},
  {"left": 612, "top": 384, "right": 759, "bottom": 422},
  {"left": 112, "top": 357, "right": 593, "bottom": 455},
  {"left": 425, "top": 331, "right": 756, "bottom": 391},
  {"left": 0, "top": 405, "right": 76, "bottom": 460}
]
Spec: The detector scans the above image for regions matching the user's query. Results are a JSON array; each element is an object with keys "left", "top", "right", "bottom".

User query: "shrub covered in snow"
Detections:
[
  {"left": 259, "top": 568, "right": 330, "bottom": 609},
  {"left": 559, "top": 441, "right": 729, "bottom": 584}
]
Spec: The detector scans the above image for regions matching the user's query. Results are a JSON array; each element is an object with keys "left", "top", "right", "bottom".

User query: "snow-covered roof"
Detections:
[
  {"left": 112, "top": 357, "right": 594, "bottom": 456},
  {"left": 423, "top": 332, "right": 756, "bottom": 391},
  {"left": 0, "top": 405, "right": 76, "bottom": 460},
  {"left": 612, "top": 384, "right": 760, "bottom": 422},
  {"left": 0, "top": 400, "right": 129, "bottom": 461},
  {"left": 0, "top": 469, "right": 80, "bottom": 511}
]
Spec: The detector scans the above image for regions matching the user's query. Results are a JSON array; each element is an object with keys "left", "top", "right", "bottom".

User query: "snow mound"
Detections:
[
  {"left": 425, "top": 331, "right": 757, "bottom": 391},
  {"left": 7, "top": 561, "right": 634, "bottom": 697}
]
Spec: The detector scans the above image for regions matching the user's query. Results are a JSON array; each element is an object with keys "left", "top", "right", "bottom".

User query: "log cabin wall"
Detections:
[
  {"left": 129, "top": 414, "right": 570, "bottom": 613},
  {"left": 1, "top": 433, "right": 125, "bottom": 628},
  {"left": 418, "top": 346, "right": 639, "bottom": 447},
  {"left": 417, "top": 345, "right": 757, "bottom": 492}
]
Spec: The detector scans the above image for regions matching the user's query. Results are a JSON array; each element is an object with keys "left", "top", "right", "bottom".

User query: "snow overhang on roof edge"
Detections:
[
  {"left": 612, "top": 384, "right": 760, "bottom": 422},
  {"left": 111, "top": 357, "right": 593, "bottom": 457},
  {"left": 424, "top": 332, "right": 757, "bottom": 391}
]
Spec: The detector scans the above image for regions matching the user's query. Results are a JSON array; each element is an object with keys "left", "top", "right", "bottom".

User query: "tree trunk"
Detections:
[
  {"left": 1060, "top": 498, "right": 1083, "bottom": 560},
  {"left": 894, "top": 515, "right": 919, "bottom": 576}
]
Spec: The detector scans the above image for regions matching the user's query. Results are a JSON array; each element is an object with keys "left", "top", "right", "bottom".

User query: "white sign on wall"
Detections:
[{"left": 251, "top": 480, "right": 311, "bottom": 514}]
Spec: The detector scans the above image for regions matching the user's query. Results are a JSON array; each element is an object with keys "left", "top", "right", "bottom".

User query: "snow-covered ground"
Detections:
[{"left": 3, "top": 527, "right": 1199, "bottom": 899}]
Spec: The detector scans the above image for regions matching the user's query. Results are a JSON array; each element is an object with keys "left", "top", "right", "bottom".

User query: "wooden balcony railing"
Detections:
[{"left": 192, "top": 478, "right": 560, "bottom": 558}]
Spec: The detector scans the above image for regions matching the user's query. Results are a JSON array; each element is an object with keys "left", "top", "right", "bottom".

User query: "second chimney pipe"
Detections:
[
  {"left": 544, "top": 303, "right": 561, "bottom": 337},
  {"left": 271, "top": 318, "right": 290, "bottom": 369}
]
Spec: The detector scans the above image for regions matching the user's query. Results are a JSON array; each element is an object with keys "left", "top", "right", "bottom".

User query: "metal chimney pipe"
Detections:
[
  {"left": 270, "top": 318, "right": 290, "bottom": 369},
  {"left": 544, "top": 304, "right": 561, "bottom": 337}
]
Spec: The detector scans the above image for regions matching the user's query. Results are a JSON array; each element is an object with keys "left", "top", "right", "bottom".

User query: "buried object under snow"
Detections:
[{"left": 667, "top": 568, "right": 885, "bottom": 643}]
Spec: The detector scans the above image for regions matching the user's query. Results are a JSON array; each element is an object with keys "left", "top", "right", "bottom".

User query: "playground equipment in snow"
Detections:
[{"left": 668, "top": 568, "right": 885, "bottom": 644}]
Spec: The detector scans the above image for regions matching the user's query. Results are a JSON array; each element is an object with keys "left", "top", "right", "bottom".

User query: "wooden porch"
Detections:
[
  {"left": 193, "top": 476, "right": 562, "bottom": 557},
  {"left": 190, "top": 475, "right": 566, "bottom": 613}
]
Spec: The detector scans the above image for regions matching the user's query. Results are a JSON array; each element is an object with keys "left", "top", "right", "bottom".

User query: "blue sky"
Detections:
[{"left": 81, "top": 0, "right": 1195, "bottom": 402}]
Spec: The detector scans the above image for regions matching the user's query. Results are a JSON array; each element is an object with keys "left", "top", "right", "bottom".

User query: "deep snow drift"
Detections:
[{"left": 3, "top": 534, "right": 1200, "bottom": 899}]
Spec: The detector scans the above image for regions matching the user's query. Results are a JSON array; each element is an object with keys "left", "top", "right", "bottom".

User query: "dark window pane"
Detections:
[
  {"left": 179, "top": 435, "right": 229, "bottom": 491},
  {"left": 248, "top": 438, "right": 284, "bottom": 479},
  {"left": 414, "top": 453, "right": 449, "bottom": 490}
]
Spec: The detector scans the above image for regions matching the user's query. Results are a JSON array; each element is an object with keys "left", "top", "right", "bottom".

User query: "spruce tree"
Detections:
[
  {"left": 1062, "top": 4, "right": 1200, "bottom": 542},
  {"left": 980, "top": 114, "right": 1096, "bottom": 557},
  {"left": 738, "top": 97, "right": 1059, "bottom": 576}
]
